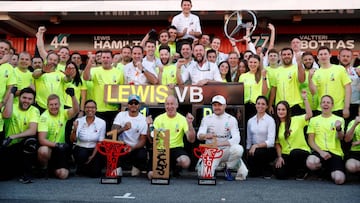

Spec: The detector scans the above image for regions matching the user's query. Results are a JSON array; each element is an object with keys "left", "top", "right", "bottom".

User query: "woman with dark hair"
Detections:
[
  {"left": 63, "top": 61, "right": 87, "bottom": 144},
  {"left": 235, "top": 59, "right": 249, "bottom": 81},
  {"left": 63, "top": 61, "right": 86, "bottom": 114},
  {"left": 246, "top": 96, "right": 276, "bottom": 178},
  {"left": 274, "top": 90, "right": 312, "bottom": 180},
  {"left": 239, "top": 55, "right": 268, "bottom": 121},
  {"left": 218, "top": 61, "right": 232, "bottom": 82},
  {"left": 71, "top": 100, "right": 106, "bottom": 177}
]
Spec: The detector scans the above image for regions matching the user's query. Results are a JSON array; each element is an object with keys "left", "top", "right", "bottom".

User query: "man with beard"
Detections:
[
  {"left": 299, "top": 52, "right": 319, "bottom": 114},
  {"left": 36, "top": 26, "right": 70, "bottom": 72},
  {"left": 112, "top": 95, "right": 148, "bottom": 176},
  {"left": 176, "top": 44, "right": 222, "bottom": 86},
  {"left": 0, "top": 88, "right": 40, "bottom": 183},
  {"left": 309, "top": 46, "right": 351, "bottom": 118},
  {"left": 38, "top": 91, "right": 79, "bottom": 179},
  {"left": 123, "top": 45, "right": 158, "bottom": 85},
  {"left": 116, "top": 45, "right": 132, "bottom": 72},
  {"left": 157, "top": 45, "right": 177, "bottom": 85},
  {"left": 269, "top": 47, "right": 306, "bottom": 116},
  {"left": 31, "top": 56, "right": 44, "bottom": 72},
  {"left": 338, "top": 48, "right": 360, "bottom": 121},
  {"left": 290, "top": 37, "right": 319, "bottom": 69}
]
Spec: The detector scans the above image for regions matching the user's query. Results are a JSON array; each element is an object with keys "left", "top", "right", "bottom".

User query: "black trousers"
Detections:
[{"left": 274, "top": 149, "right": 310, "bottom": 179}]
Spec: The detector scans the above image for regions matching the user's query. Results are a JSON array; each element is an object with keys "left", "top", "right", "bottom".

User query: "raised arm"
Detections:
[
  {"left": 296, "top": 54, "right": 306, "bottom": 83},
  {"left": 83, "top": 52, "right": 94, "bottom": 81},
  {"left": 308, "top": 69, "right": 317, "bottom": 95},
  {"left": 345, "top": 116, "right": 360, "bottom": 143},
  {"left": 185, "top": 113, "right": 196, "bottom": 143},
  {"left": 36, "top": 26, "right": 48, "bottom": 61},
  {"left": 301, "top": 90, "right": 313, "bottom": 120},
  {"left": 65, "top": 88, "right": 80, "bottom": 119},
  {"left": 267, "top": 23, "right": 276, "bottom": 51}
]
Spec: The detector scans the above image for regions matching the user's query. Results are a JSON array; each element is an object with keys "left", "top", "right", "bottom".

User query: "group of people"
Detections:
[{"left": 0, "top": 0, "right": 359, "bottom": 185}]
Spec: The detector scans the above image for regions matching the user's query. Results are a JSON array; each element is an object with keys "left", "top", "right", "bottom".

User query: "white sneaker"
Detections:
[
  {"left": 112, "top": 167, "right": 122, "bottom": 176},
  {"left": 147, "top": 171, "right": 153, "bottom": 180},
  {"left": 131, "top": 166, "right": 141, "bottom": 176}
]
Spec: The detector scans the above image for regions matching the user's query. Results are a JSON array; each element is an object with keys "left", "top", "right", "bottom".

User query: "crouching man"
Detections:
[{"left": 197, "top": 95, "right": 247, "bottom": 181}]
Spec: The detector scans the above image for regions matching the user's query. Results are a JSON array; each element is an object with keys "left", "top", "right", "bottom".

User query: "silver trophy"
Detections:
[{"left": 224, "top": 10, "right": 257, "bottom": 42}]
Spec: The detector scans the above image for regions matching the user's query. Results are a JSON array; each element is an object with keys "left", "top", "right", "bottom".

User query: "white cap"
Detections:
[{"left": 211, "top": 95, "right": 226, "bottom": 105}]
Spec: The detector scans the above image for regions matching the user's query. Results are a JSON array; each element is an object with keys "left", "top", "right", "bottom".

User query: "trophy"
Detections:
[
  {"left": 96, "top": 129, "right": 130, "bottom": 184},
  {"left": 194, "top": 138, "right": 223, "bottom": 185},
  {"left": 224, "top": 10, "right": 257, "bottom": 42},
  {"left": 151, "top": 129, "right": 170, "bottom": 185}
]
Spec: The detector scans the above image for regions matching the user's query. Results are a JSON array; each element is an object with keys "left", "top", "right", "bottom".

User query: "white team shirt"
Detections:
[
  {"left": 75, "top": 116, "right": 106, "bottom": 148},
  {"left": 246, "top": 113, "right": 276, "bottom": 149},
  {"left": 123, "top": 61, "right": 158, "bottom": 85},
  {"left": 197, "top": 112, "right": 240, "bottom": 147},
  {"left": 181, "top": 61, "right": 222, "bottom": 85},
  {"left": 113, "top": 111, "right": 148, "bottom": 148},
  {"left": 171, "top": 12, "right": 202, "bottom": 39},
  {"left": 216, "top": 52, "right": 228, "bottom": 66}
]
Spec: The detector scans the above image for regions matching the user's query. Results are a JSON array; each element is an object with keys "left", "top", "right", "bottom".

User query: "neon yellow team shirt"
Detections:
[
  {"left": 156, "top": 64, "right": 177, "bottom": 85},
  {"left": 90, "top": 67, "right": 124, "bottom": 112},
  {"left": 346, "top": 120, "right": 360, "bottom": 152},
  {"left": 56, "top": 63, "right": 66, "bottom": 72},
  {"left": 38, "top": 109, "right": 69, "bottom": 143},
  {"left": 154, "top": 43, "right": 177, "bottom": 59},
  {"left": 276, "top": 115, "right": 311, "bottom": 155},
  {"left": 274, "top": 64, "right": 302, "bottom": 107},
  {"left": 307, "top": 114, "right": 345, "bottom": 157},
  {"left": 239, "top": 72, "right": 269, "bottom": 104},
  {"left": 14, "top": 67, "right": 34, "bottom": 103},
  {"left": 34, "top": 71, "right": 66, "bottom": 109},
  {"left": 4, "top": 105, "right": 40, "bottom": 146},
  {"left": 0, "top": 63, "right": 17, "bottom": 131},
  {"left": 82, "top": 67, "right": 100, "bottom": 101},
  {"left": 299, "top": 70, "right": 318, "bottom": 110},
  {"left": 116, "top": 63, "right": 125, "bottom": 73},
  {"left": 312, "top": 65, "right": 351, "bottom": 111},
  {"left": 63, "top": 81, "right": 87, "bottom": 107},
  {"left": 265, "top": 66, "right": 279, "bottom": 88},
  {"left": 153, "top": 112, "right": 189, "bottom": 148}
]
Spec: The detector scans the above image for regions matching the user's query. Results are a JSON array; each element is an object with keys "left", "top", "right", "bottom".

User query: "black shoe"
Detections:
[
  {"left": 38, "top": 168, "right": 49, "bottom": 179},
  {"left": 172, "top": 166, "right": 181, "bottom": 178},
  {"left": 262, "top": 170, "right": 272, "bottom": 179},
  {"left": 296, "top": 171, "right": 308, "bottom": 181},
  {"left": 19, "top": 176, "right": 33, "bottom": 184}
]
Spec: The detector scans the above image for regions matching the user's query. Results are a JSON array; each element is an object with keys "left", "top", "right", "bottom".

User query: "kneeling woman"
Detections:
[
  {"left": 274, "top": 90, "right": 312, "bottom": 180},
  {"left": 71, "top": 100, "right": 106, "bottom": 177}
]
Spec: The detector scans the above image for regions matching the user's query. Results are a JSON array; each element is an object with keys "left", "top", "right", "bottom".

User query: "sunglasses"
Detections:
[{"left": 128, "top": 102, "right": 139, "bottom": 105}]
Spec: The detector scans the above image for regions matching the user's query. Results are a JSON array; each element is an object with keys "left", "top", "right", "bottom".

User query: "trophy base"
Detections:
[
  {"left": 151, "top": 178, "right": 170, "bottom": 185},
  {"left": 198, "top": 177, "right": 216, "bottom": 185},
  {"left": 100, "top": 176, "right": 121, "bottom": 184}
]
